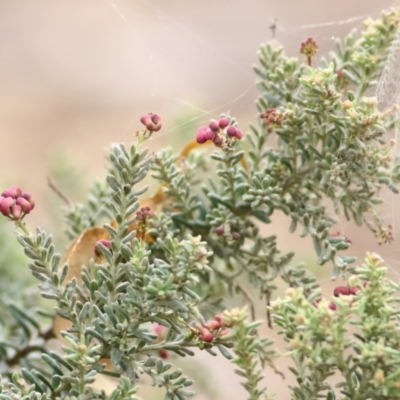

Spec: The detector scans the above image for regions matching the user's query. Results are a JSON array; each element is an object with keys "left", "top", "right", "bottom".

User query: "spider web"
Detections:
[
  {"left": 16, "top": 2, "right": 397, "bottom": 399},
  {"left": 88, "top": 1, "right": 400, "bottom": 283}
]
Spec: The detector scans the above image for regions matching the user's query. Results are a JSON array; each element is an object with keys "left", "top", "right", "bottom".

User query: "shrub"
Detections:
[{"left": 1, "top": 6, "right": 400, "bottom": 400}]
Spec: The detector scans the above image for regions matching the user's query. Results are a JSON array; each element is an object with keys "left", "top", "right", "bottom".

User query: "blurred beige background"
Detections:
[{"left": 1, "top": 1, "right": 399, "bottom": 399}]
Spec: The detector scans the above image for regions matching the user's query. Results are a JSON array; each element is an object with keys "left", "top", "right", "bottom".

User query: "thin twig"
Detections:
[
  {"left": 265, "top": 291, "right": 273, "bottom": 329},
  {"left": 269, "top": 18, "right": 277, "bottom": 39},
  {"left": 6, "top": 326, "right": 55, "bottom": 366},
  {"left": 235, "top": 284, "right": 256, "bottom": 321},
  {"left": 47, "top": 177, "right": 71, "bottom": 207}
]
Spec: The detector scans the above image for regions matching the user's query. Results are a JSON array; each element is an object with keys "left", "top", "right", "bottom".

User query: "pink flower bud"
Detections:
[
  {"left": 1, "top": 185, "right": 22, "bottom": 199},
  {"left": 349, "top": 286, "right": 358, "bottom": 295},
  {"left": 214, "top": 314, "right": 223, "bottom": 323},
  {"left": 214, "top": 226, "right": 224, "bottom": 235},
  {"left": 328, "top": 302, "right": 337, "bottom": 311},
  {"left": 140, "top": 114, "right": 154, "bottom": 131},
  {"left": 333, "top": 286, "right": 353, "bottom": 297},
  {"left": 209, "top": 119, "right": 220, "bottom": 132},
  {"left": 136, "top": 206, "right": 155, "bottom": 221},
  {"left": 0, "top": 197, "right": 15, "bottom": 217},
  {"left": 196, "top": 126, "right": 207, "bottom": 144},
  {"left": 218, "top": 117, "right": 230, "bottom": 129},
  {"left": 219, "top": 329, "right": 230, "bottom": 336},
  {"left": 204, "top": 128, "right": 215, "bottom": 141},
  {"left": 206, "top": 320, "right": 221, "bottom": 331},
  {"left": 21, "top": 192, "right": 35, "bottom": 210},
  {"left": 232, "top": 232, "right": 240, "bottom": 240},
  {"left": 11, "top": 204, "right": 22, "bottom": 221},
  {"left": 236, "top": 129, "right": 244, "bottom": 139},
  {"left": 226, "top": 126, "right": 237, "bottom": 137},
  {"left": 159, "top": 349, "right": 169, "bottom": 359},
  {"left": 311, "top": 299, "right": 320, "bottom": 308},
  {"left": 154, "top": 323, "right": 165, "bottom": 338},
  {"left": 212, "top": 135, "right": 222, "bottom": 145},
  {"left": 95, "top": 239, "right": 112, "bottom": 257},
  {"left": 150, "top": 114, "right": 162, "bottom": 132},
  {"left": 200, "top": 328, "right": 214, "bottom": 343},
  {"left": 16, "top": 197, "right": 32, "bottom": 214}
]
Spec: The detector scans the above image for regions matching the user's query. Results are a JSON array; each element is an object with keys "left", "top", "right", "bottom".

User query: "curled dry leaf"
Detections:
[
  {"left": 53, "top": 227, "right": 110, "bottom": 338},
  {"left": 52, "top": 138, "right": 242, "bottom": 392}
]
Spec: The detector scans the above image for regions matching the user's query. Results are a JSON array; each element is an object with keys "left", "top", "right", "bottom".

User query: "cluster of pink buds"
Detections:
[
  {"left": 311, "top": 297, "right": 339, "bottom": 311},
  {"left": 136, "top": 206, "right": 155, "bottom": 221},
  {"left": 333, "top": 285, "right": 358, "bottom": 297},
  {"left": 136, "top": 206, "right": 155, "bottom": 241},
  {"left": 0, "top": 185, "right": 34, "bottom": 221},
  {"left": 196, "top": 116, "right": 243, "bottom": 149},
  {"left": 311, "top": 282, "right": 367, "bottom": 311},
  {"left": 300, "top": 37, "right": 318, "bottom": 66},
  {"left": 374, "top": 224, "right": 394, "bottom": 245},
  {"left": 260, "top": 108, "right": 284, "bottom": 133},
  {"left": 191, "top": 314, "right": 231, "bottom": 344},
  {"left": 140, "top": 113, "right": 162, "bottom": 132},
  {"left": 214, "top": 225, "right": 240, "bottom": 241},
  {"left": 331, "top": 231, "right": 353, "bottom": 245},
  {"left": 94, "top": 239, "right": 112, "bottom": 257}
]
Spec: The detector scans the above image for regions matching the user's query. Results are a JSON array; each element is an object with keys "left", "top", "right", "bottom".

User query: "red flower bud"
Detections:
[
  {"left": 349, "top": 286, "right": 358, "bottom": 295},
  {"left": 236, "top": 129, "right": 244, "bottom": 139},
  {"left": 16, "top": 197, "right": 32, "bottom": 214},
  {"left": 226, "top": 126, "right": 237, "bottom": 137},
  {"left": 159, "top": 349, "right": 169, "bottom": 359},
  {"left": 311, "top": 299, "right": 321, "bottom": 308},
  {"left": 209, "top": 119, "right": 220, "bottom": 132},
  {"left": 11, "top": 204, "right": 22, "bottom": 221},
  {"left": 232, "top": 232, "right": 240, "bottom": 240},
  {"left": 206, "top": 320, "right": 221, "bottom": 331},
  {"left": 333, "top": 286, "right": 353, "bottom": 297},
  {"left": 140, "top": 113, "right": 162, "bottom": 132},
  {"left": 214, "top": 314, "right": 223, "bottom": 323},
  {"left": 150, "top": 114, "right": 162, "bottom": 132},
  {"left": 21, "top": 192, "right": 35, "bottom": 210},
  {"left": 140, "top": 114, "right": 154, "bottom": 130},
  {"left": 200, "top": 328, "right": 214, "bottom": 343},
  {"left": 218, "top": 117, "right": 230, "bottom": 129},
  {"left": 196, "top": 126, "right": 207, "bottom": 144},
  {"left": 214, "top": 226, "right": 224, "bottom": 235},
  {"left": 204, "top": 128, "right": 215, "bottom": 141},
  {"left": 95, "top": 239, "right": 112, "bottom": 257},
  {"left": 212, "top": 135, "right": 222, "bottom": 145},
  {"left": 328, "top": 302, "right": 337, "bottom": 311},
  {"left": 0, "top": 197, "right": 15, "bottom": 217},
  {"left": 1, "top": 185, "right": 22, "bottom": 199}
]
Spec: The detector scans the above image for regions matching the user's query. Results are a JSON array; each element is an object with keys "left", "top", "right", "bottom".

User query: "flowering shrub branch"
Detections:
[{"left": 0, "top": 6, "right": 400, "bottom": 400}]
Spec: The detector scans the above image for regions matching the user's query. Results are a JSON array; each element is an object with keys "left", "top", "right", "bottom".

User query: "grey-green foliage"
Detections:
[
  {"left": 4, "top": 139, "right": 273, "bottom": 400},
  {"left": 0, "top": 219, "right": 54, "bottom": 381},
  {"left": 271, "top": 253, "right": 400, "bottom": 400},
  {"left": 3, "top": 6, "right": 400, "bottom": 400},
  {"left": 249, "top": 9, "right": 400, "bottom": 279}
]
